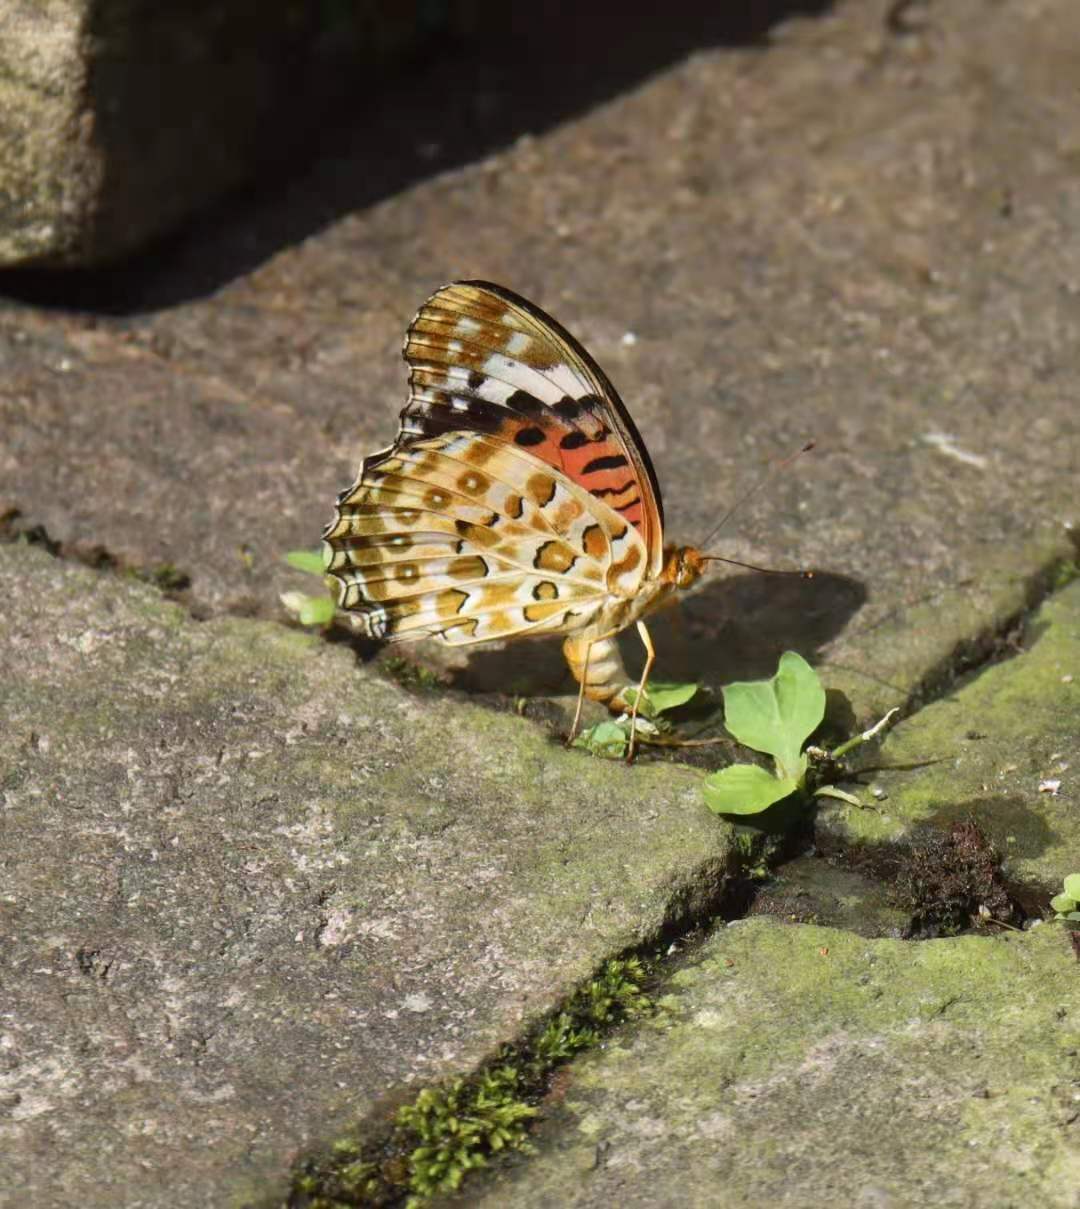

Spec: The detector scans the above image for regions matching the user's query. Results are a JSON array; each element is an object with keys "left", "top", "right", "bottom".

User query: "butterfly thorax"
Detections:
[{"left": 578, "top": 543, "right": 704, "bottom": 644}]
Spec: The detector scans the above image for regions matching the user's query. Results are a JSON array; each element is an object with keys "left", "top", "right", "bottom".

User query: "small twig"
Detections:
[
  {"left": 829, "top": 708, "right": 900, "bottom": 761},
  {"left": 637, "top": 734, "right": 732, "bottom": 748},
  {"left": 982, "top": 915, "right": 1023, "bottom": 933}
]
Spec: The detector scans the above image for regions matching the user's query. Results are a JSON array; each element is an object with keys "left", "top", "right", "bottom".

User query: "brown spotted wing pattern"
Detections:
[{"left": 323, "top": 281, "right": 703, "bottom": 721}]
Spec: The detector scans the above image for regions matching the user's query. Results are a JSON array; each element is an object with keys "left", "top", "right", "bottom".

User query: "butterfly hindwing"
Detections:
[{"left": 324, "top": 430, "right": 650, "bottom": 646}]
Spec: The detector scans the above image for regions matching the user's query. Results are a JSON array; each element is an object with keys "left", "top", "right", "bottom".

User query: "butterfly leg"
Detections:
[
  {"left": 566, "top": 640, "right": 592, "bottom": 747},
  {"left": 627, "top": 620, "right": 656, "bottom": 764}
]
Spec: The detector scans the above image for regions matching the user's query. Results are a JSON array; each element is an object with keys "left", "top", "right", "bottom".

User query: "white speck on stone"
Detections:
[
  {"left": 403, "top": 993, "right": 432, "bottom": 1013},
  {"left": 357, "top": 917, "right": 398, "bottom": 941},
  {"left": 1038, "top": 779, "right": 1061, "bottom": 795},
  {"left": 319, "top": 907, "right": 353, "bottom": 947},
  {"left": 621, "top": 331, "right": 638, "bottom": 347},
  {"left": 921, "top": 430, "right": 988, "bottom": 468},
  {"left": 696, "top": 1112, "right": 734, "bottom": 1140}
]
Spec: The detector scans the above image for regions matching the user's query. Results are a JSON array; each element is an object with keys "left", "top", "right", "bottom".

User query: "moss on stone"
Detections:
[
  {"left": 290, "top": 957, "right": 653, "bottom": 1206},
  {"left": 469, "top": 920, "right": 1080, "bottom": 1207},
  {"left": 818, "top": 579, "right": 1080, "bottom": 894}
]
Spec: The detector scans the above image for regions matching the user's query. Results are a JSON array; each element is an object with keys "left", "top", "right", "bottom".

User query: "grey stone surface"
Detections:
[
  {"left": 0, "top": 1, "right": 95, "bottom": 264},
  {"left": 0, "top": 543, "right": 736, "bottom": 1207},
  {"left": 472, "top": 917, "right": 1080, "bottom": 1209},
  {"left": 0, "top": 1, "right": 430, "bottom": 267}
]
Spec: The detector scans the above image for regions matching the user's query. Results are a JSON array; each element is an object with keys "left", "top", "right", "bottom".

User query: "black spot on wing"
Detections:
[
  {"left": 400, "top": 398, "right": 502, "bottom": 437},
  {"left": 506, "top": 389, "right": 546, "bottom": 417},
  {"left": 514, "top": 426, "right": 546, "bottom": 447},
  {"left": 582, "top": 454, "right": 630, "bottom": 474},
  {"left": 560, "top": 431, "right": 590, "bottom": 450},
  {"left": 552, "top": 396, "right": 582, "bottom": 422}
]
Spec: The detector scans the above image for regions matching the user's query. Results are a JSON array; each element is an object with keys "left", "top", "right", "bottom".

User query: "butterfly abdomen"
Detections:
[{"left": 562, "top": 634, "right": 631, "bottom": 712}]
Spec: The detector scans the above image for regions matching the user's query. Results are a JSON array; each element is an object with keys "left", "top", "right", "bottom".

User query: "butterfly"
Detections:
[{"left": 322, "top": 281, "right": 710, "bottom": 756}]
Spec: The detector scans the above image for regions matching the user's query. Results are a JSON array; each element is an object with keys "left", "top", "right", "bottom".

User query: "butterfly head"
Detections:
[{"left": 662, "top": 545, "right": 707, "bottom": 591}]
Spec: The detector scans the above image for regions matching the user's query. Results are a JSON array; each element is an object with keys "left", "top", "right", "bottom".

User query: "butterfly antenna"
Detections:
[
  {"left": 696, "top": 440, "right": 815, "bottom": 553},
  {"left": 700, "top": 555, "right": 814, "bottom": 579}
]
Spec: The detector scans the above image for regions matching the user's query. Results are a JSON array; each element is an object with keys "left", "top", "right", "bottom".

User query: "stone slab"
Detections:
[
  {"left": 0, "top": 0, "right": 1076, "bottom": 728},
  {"left": 0, "top": 543, "right": 737, "bottom": 1208},
  {"left": 0, "top": 1, "right": 431, "bottom": 266}
]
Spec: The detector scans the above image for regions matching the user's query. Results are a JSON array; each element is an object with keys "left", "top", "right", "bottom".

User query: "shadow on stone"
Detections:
[
  {"left": 453, "top": 568, "right": 866, "bottom": 709},
  {"left": 0, "top": 0, "right": 834, "bottom": 312}
]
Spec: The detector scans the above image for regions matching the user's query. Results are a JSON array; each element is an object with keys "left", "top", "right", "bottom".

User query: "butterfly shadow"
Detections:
[{"left": 455, "top": 569, "right": 867, "bottom": 723}]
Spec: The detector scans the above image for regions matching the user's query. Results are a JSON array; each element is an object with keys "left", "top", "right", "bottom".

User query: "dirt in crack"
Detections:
[
  {"left": 1, "top": 508, "right": 194, "bottom": 599},
  {"left": 805, "top": 818, "right": 1027, "bottom": 939}
]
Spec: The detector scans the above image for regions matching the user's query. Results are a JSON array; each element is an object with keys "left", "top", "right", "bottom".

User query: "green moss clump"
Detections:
[
  {"left": 397, "top": 1067, "right": 536, "bottom": 1201},
  {"left": 381, "top": 656, "right": 446, "bottom": 692},
  {"left": 288, "top": 956, "right": 652, "bottom": 1207},
  {"left": 1050, "top": 558, "right": 1079, "bottom": 590}
]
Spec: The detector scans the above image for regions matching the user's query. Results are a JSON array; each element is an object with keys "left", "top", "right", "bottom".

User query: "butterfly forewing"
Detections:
[{"left": 401, "top": 282, "right": 664, "bottom": 572}]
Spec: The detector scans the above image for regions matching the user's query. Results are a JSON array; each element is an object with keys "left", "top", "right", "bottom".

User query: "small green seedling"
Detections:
[
  {"left": 702, "top": 651, "right": 897, "bottom": 816},
  {"left": 280, "top": 548, "right": 337, "bottom": 627},
  {"left": 573, "top": 682, "right": 700, "bottom": 758},
  {"left": 1050, "top": 873, "right": 1080, "bottom": 921}
]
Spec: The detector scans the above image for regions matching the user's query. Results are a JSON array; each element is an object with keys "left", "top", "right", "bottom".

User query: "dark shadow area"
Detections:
[
  {"left": 658, "top": 568, "right": 868, "bottom": 685},
  {"left": 0, "top": 0, "right": 834, "bottom": 315},
  {"left": 454, "top": 568, "right": 866, "bottom": 707},
  {"left": 746, "top": 849, "right": 910, "bottom": 938}
]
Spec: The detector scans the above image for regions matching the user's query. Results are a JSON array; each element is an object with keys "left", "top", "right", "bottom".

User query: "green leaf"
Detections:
[
  {"left": 721, "top": 651, "right": 825, "bottom": 779},
  {"left": 280, "top": 591, "right": 336, "bottom": 627},
  {"left": 572, "top": 720, "right": 629, "bottom": 759},
  {"left": 642, "top": 681, "right": 699, "bottom": 715},
  {"left": 285, "top": 548, "right": 327, "bottom": 577},
  {"left": 1063, "top": 873, "right": 1080, "bottom": 901},
  {"left": 1051, "top": 892, "right": 1078, "bottom": 915},
  {"left": 702, "top": 762, "right": 801, "bottom": 816},
  {"left": 301, "top": 595, "right": 337, "bottom": 626},
  {"left": 814, "top": 784, "right": 863, "bottom": 808},
  {"left": 623, "top": 681, "right": 698, "bottom": 718}
]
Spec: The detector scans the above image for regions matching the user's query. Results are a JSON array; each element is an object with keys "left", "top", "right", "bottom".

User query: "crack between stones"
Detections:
[{"left": 900, "top": 542, "right": 1080, "bottom": 719}]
